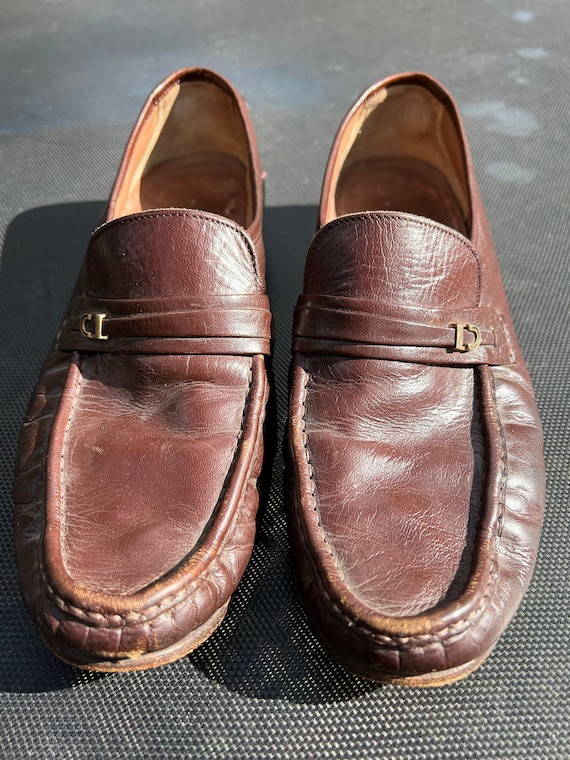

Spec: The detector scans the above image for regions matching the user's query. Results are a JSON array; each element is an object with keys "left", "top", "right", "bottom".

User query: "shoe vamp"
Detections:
[
  {"left": 61, "top": 353, "right": 252, "bottom": 595},
  {"left": 302, "top": 355, "right": 484, "bottom": 617}
]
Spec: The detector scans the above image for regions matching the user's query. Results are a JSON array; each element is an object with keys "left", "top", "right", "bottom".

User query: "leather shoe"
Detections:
[
  {"left": 14, "top": 68, "right": 271, "bottom": 671},
  {"left": 288, "top": 72, "right": 545, "bottom": 685}
]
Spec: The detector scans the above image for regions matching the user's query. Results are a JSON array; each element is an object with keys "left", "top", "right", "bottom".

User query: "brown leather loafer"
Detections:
[
  {"left": 288, "top": 72, "right": 545, "bottom": 686},
  {"left": 14, "top": 68, "right": 271, "bottom": 671}
]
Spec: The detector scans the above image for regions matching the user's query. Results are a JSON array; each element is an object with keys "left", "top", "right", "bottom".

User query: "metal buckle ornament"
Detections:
[
  {"left": 449, "top": 323, "right": 481, "bottom": 352},
  {"left": 80, "top": 313, "right": 109, "bottom": 340}
]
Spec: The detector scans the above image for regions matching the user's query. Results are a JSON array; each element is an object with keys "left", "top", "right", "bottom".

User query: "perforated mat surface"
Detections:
[{"left": 0, "top": 1, "right": 568, "bottom": 757}]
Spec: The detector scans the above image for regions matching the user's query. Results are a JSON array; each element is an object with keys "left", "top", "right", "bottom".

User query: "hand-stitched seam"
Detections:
[
  {"left": 42, "top": 366, "right": 254, "bottom": 625},
  {"left": 38, "top": 359, "right": 259, "bottom": 628},
  {"left": 314, "top": 565, "right": 497, "bottom": 650},
  {"left": 490, "top": 368, "right": 508, "bottom": 540},
  {"left": 59, "top": 361, "right": 82, "bottom": 559},
  {"left": 298, "top": 506, "right": 500, "bottom": 649},
  {"left": 43, "top": 496, "right": 234, "bottom": 626},
  {"left": 300, "top": 365, "right": 342, "bottom": 572}
]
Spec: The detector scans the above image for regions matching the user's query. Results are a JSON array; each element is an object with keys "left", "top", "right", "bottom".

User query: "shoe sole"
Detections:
[
  {"left": 323, "top": 639, "right": 494, "bottom": 687},
  {"left": 49, "top": 600, "right": 229, "bottom": 673}
]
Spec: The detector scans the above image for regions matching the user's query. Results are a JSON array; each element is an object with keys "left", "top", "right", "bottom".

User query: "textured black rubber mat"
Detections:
[{"left": 1, "top": 1, "right": 568, "bottom": 757}]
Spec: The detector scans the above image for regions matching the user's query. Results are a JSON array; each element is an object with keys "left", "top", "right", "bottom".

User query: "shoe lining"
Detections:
[
  {"left": 336, "top": 155, "right": 467, "bottom": 233},
  {"left": 112, "top": 78, "right": 253, "bottom": 226},
  {"left": 326, "top": 81, "right": 471, "bottom": 235}
]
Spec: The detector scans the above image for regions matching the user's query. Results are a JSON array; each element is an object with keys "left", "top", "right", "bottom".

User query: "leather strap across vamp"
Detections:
[{"left": 288, "top": 72, "right": 545, "bottom": 686}]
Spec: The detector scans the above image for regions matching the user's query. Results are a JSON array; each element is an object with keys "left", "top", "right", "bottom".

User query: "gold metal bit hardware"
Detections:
[
  {"left": 80, "top": 313, "right": 109, "bottom": 340},
  {"left": 449, "top": 323, "right": 481, "bottom": 352}
]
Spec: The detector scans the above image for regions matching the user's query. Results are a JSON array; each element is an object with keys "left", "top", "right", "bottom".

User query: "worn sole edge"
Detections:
[
  {"left": 293, "top": 549, "right": 496, "bottom": 688},
  {"left": 321, "top": 635, "right": 494, "bottom": 687},
  {"left": 48, "top": 600, "right": 229, "bottom": 673},
  {"left": 296, "top": 574, "right": 495, "bottom": 687}
]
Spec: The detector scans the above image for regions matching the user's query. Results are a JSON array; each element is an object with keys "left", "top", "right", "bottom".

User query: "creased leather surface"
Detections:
[
  {"left": 303, "top": 212, "right": 480, "bottom": 308},
  {"left": 15, "top": 350, "right": 266, "bottom": 660},
  {"left": 62, "top": 353, "right": 253, "bottom": 595},
  {"left": 296, "top": 355, "right": 482, "bottom": 616},
  {"left": 2, "top": 0, "right": 568, "bottom": 754},
  {"left": 288, "top": 73, "right": 545, "bottom": 681},
  {"left": 84, "top": 210, "right": 264, "bottom": 298}
]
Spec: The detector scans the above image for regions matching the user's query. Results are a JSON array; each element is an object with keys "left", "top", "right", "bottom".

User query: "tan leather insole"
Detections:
[
  {"left": 336, "top": 156, "right": 468, "bottom": 235},
  {"left": 140, "top": 150, "right": 249, "bottom": 227}
]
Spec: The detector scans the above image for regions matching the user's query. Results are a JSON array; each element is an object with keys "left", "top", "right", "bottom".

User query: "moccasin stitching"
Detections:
[
  {"left": 37, "top": 359, "right": 257, "bottom": 629},
  {"left": 296, "top": 359, "right": 506, "bottom": 649}
]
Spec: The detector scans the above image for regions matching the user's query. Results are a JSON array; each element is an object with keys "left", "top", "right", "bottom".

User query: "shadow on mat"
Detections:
[
  {"left": 189, "top": 205, "right": 377, "bottom": 703},
  {"left": 0, "top": 203, "right": 377, "bottom": 702},
  {"left": 0, "top": 202, "right": 107, "bottom": 693}
]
